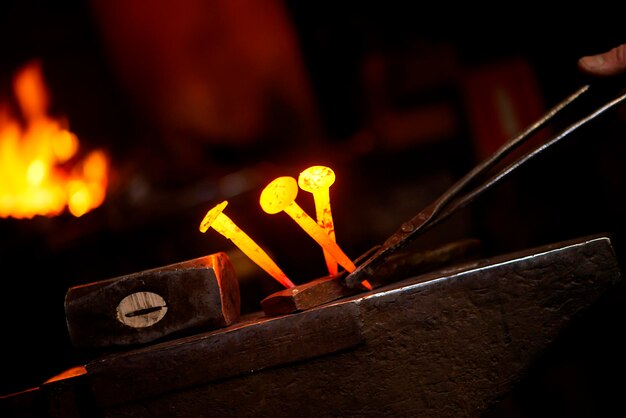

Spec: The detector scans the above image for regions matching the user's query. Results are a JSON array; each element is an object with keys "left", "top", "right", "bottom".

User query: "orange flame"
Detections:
[{"left": 0, "top": 60, "right": 109, "bottom": 219}]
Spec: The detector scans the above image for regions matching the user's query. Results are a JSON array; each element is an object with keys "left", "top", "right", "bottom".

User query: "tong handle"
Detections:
[{"left": 345, "top": 83, "right": 626, "bottom": 288}]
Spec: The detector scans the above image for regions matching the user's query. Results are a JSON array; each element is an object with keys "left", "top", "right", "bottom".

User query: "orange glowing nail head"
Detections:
[
  {"left": 200, "top": 200, "right": 294, "bottom": 289},
  {"left": 298, "top": 165, "right": 338, "bottom": 276},
  {"left": 260, "top": 176, "right": 372, "bottom": 290}
]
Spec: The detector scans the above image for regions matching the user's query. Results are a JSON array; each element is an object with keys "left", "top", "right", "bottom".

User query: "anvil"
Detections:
[{"left": 1, "top": 233, "right": 621, "bottom": 417}]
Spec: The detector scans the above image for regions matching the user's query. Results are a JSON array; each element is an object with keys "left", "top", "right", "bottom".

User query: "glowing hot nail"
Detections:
[
  {"left": 200, "top": 200, "right": 294, "bottom": 288},
  {"left": 260, "top": 176, "right": 372, "bottom": 290},
  {"left": 298, "top": 165, "right": 338, "bottom": 276}
]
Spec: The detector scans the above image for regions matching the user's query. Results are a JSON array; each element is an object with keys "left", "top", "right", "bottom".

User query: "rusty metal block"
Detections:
[{"left": 64, "top": 252, "right": 240, "bottom": 349}]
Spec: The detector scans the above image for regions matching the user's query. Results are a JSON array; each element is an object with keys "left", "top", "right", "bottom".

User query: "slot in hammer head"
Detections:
[{"left": 64, "top": 252, "right": 240, "bottom": 350}]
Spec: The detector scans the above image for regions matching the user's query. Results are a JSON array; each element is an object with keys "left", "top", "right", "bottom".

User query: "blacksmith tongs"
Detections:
[{"left": 344, "top": 82, "right": 626, "bottom": 289}]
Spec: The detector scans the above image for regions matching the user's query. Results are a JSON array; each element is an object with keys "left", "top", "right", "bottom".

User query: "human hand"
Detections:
[{"left": 578, "top": 44, "right": 626, "bottom": 76}]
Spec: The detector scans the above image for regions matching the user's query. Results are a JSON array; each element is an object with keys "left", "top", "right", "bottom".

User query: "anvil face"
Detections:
[{"left": 3, "top": 234, "right": 617, "bottom": 417}]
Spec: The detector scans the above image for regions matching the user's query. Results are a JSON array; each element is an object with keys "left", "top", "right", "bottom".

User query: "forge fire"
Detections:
[{"left": 0, "top": 60, "right": 109, "bottom": 219}]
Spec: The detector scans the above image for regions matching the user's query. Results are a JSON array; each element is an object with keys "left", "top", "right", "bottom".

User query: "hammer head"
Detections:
[{"left": 64, "top": 252, "right": 240, "bottom": 350}]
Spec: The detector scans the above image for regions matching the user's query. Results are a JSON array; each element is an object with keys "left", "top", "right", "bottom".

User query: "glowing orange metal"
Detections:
[
  {"left": 200, "top": 200, "right": 294, "bottom": 289},
  {"left": 298, "top": 165, "right": 338, "bottom": 276},
  {"left": 260, "top": 176, "right": 372, "bottom": 290},
  {"left": 45, "top": 366, "right": 87, "bottom": 383}
]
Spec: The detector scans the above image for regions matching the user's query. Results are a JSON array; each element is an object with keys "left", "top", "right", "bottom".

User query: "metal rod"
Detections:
[{"left": 345, "top": 84, "right": 626, "bottom": 288}]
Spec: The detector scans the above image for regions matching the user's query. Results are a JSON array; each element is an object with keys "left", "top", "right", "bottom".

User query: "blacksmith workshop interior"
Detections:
[{"left": 2, "top": 1, "right": 626, "bottom": 417}]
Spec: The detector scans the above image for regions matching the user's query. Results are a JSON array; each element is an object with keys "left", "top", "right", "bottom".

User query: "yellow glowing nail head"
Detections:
[
  {"left": 260, "top": 176, "right": 372, "bottom": 290},
  {"left": 200, "top": 200, "right": 294, "bottom": 288},
  {"left": 298, "top": 165, "right": 338, "bottom": 276}
]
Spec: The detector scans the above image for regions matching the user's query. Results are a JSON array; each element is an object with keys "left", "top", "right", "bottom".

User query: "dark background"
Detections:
[{"left": 2, "top": 2, "right": 626, "bottom": 416}]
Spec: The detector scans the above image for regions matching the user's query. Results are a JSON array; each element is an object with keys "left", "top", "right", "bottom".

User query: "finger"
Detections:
[{"left": 578, "top": 44, "right": 626, "bottom": 77}]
